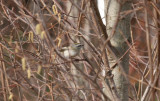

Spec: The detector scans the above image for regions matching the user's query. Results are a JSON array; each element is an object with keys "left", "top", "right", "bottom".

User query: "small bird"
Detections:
[{"left": 60, "top": 43, "right": 84, "bottom": 58}]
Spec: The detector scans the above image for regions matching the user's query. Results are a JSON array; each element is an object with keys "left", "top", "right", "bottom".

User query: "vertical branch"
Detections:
[
  {"left": 0, "top": 46, "right": 13, "bottom": 101},
  {"left": 143, "top": 0, "right": 153, "bottom": 82},
  {"left": 0, "top": 59, "right": 7, "bottom": 101}
]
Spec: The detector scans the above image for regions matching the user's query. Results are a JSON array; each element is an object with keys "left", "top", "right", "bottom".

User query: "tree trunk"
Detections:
[{"left": 104, "top": 0, "right": 131, "bottom": 101}]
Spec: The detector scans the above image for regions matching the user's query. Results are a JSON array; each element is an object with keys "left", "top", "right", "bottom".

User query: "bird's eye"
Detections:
[{"left": 77, "top": 44, "right": 83, "bottom": 47}]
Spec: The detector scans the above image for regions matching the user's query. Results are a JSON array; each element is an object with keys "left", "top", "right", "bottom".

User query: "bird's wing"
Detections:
[{"left": 59, "top": 47, "right": 68, "bottom": 52}]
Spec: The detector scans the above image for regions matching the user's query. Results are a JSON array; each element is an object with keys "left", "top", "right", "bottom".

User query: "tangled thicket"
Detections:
[{"left": 0, "top": 0, "right": 160, "bottom": 101}]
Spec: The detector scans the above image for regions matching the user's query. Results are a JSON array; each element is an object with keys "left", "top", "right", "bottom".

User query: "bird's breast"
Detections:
[{"left": 63, "top": 50, "right": 78, "bottom": 58}]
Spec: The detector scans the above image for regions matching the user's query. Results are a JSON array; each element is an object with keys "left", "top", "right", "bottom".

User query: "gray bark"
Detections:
[{"left": 104, "top": 0, "right": 131, "bottom": 101}]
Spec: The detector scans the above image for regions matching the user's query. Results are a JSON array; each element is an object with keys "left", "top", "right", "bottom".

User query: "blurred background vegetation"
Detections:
[{"left": 0, "top": 0, "right": 160, "bottom": 101}]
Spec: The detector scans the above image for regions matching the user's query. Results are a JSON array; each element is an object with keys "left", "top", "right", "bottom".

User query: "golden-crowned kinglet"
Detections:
[{"left": 60, "top": 43, "right": 84, "bottom": 58}]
